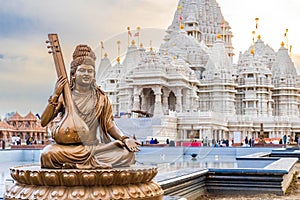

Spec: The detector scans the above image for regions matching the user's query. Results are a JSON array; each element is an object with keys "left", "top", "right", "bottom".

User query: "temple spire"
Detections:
[
  {"left": 100, "top": 41, "right": 104, "bottom": 59},
  {"left": 284, "top": 28, "right": 289, "bottom": 49},
  {"left": 116, "top": 40, "right": 121, "bottom": 63}
]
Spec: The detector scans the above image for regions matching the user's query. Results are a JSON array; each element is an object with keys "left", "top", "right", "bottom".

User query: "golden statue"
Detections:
[
  {"left": 40, "top": 36, "right": 140, "bottom": 169},
  {"left": 5, "top": 34, "right": 163, "bottom": 200}
]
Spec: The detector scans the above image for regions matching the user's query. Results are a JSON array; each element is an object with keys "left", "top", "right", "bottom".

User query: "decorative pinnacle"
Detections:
[{"left": 180, "top": 23, "right": 184, "bottom": 30}]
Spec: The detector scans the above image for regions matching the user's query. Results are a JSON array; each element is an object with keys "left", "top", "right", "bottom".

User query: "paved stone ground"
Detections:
[{"left": 200, "top": 163, "right": 300, "bottom": 200}]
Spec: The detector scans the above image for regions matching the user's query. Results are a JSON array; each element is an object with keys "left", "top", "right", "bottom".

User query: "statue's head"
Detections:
[{"left": 70, "top": 44, "right": 96, "bottom": 89}]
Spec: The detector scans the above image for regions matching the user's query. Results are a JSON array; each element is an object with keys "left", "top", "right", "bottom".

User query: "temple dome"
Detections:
[{"left": 272, "top": 46, "right": 297, "bottom": 85}]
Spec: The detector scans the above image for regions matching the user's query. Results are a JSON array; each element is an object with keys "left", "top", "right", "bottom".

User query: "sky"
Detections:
[{"left": 1, "top": 0, "right": 300, "bottom": 117}]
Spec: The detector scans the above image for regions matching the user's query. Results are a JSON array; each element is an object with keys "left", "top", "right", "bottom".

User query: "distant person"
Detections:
[
  {"left": 245, "top": 136, "right": 248, "bottom": 146},
  {"left": 251, "top": 138, "right": 255, "bottom": 147},
  {"left": 166, "top": 138, "right": 169, "bottom": 144},
  {"left": 154, "top": 138, "right": 159, "bottom": 144},
  {"left": 283, "top": 135, "right": 287, "bottom": 145},
  {"left": 169, "top": 140, "right": 175, "bottom": 147},
  {"left": 150, "top": 138, "right": 155, "bottom": 144},
  {"left": 205, "top": 136, "right": 209, "bottom": 147},
  {"left": 212, "top": 138, "right": 216, "bottom": 146},
  {"left": 249, "top": 138, "right": 252, "bottom": 147},
  {"left": 287, "top": 135, "right": 290, "bottom": 144}
]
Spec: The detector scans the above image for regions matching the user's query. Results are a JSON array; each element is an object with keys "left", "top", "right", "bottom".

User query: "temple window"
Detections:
[{"left": 248, "top": 102, "right": 254, "bottom": 108}]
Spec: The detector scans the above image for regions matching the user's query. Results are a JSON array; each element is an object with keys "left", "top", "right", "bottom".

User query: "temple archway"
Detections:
[
  {"left": 142, "top": 88, "right": 155, "bottom": 115},
  {"left": 168, "top": 91, "right": 176, "bottom": 111}
]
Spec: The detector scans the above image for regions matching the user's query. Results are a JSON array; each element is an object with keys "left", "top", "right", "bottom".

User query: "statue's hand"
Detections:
[
  {"left": 54, "top": 76, "right": 67, "bottom": 97},
  {"left": 124, "top": 139, "right": 141, "bottom": 152}
]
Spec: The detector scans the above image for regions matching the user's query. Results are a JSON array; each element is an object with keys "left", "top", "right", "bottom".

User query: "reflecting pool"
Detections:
[{"left": 0, "top": 147, "right": 274, "bottom": 198}]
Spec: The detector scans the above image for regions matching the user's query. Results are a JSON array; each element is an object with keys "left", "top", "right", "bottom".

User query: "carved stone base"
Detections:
[{"left": 5, "top": 165, "right": 164, "bottom": 200}]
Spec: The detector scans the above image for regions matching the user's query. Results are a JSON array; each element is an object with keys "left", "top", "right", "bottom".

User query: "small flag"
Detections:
[
  {"left": 127, "top": 27, "right": 132, "bottom": 37},
  {"left": 179, "top": 15, "right": 183, "bottom": 21},
  {"left": 101, "top": 41, "right": 104, "bottom": 49},
  {"left": 134, "top": 31, "right": 139, "bottom": 37},
  {"left": 255, "top": 18, "right": 259, "bottom": 29}
]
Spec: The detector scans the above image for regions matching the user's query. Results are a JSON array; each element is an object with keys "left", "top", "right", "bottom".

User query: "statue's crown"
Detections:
[{"left": 71, "top": 44, "right": 96, "bottom": 68}]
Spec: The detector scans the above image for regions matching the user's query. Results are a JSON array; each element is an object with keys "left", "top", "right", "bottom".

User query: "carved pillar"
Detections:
[
  {"left": 153, "top": 86, "right": 163, "bottom": 117},
  {"left": 175, "top": 88, "right": 182, "bottom": 112},
  {"left": 3, "top": 132, "right": 7, "bottom": 142},
  {"left": 132, "top": 87, "right": 140, "bottom": 111},
  {"left": 141, "top": 94, "right": 147, "bottom": 112},
  {"left": 128, "top": 89, "right": 133, "bottom": 112},
  {"left": 162, "top": 88, "right": 170, "bottom": 115},
  {"left": 162, "top": 94, "right": 169, "bottom": 114}
]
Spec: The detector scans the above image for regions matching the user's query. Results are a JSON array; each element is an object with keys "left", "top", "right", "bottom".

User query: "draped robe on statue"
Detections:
[{"left": 41, "top": 87, "right": 135, "bottom": 169}]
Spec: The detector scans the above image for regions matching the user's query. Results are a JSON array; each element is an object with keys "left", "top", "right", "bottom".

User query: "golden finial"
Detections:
[
  {"left": 137, "top": 27, "right": 141, "bottom": 31},
  {"left": 217, "top": 33, "right": 221, "bottom": 39},
  {"left": 180, "top": 23, "right": 185, "bottom": 30},
  {"left": 140, "top": 43, "right": 143, "bottom": 48},
  {"left": 177, "top": 5, "right": 182, "bottom": 10},
  {"left": 257, "top": 35, "right": 261, "bottom": 40},
  {"left": 104, "top": 52, "right": 108, "bottom": 58},
  {"left": 100, "top": 41, "right": 104, "bottom": 59},
  {"left": 173, "top": 43, "right": 176, "bottom": 46},
  {"left": 131, "top": 40, "right": 135, "bottom": 45},
  {"left": 281, "top": 41, "right": 285, "bottom": 47},
  {"left": 117, "top": 40, "right": 121, "bottom": 63},
  {"left": 173, "top": 55, "right": 177, "bottom": 60},
  {"left": 250, "top": 49, "right": 254, "bottom": 55},
  {"left": 150, "top": 40, "right": 153, "bottom": 51},
  {"left": 165, "top": 51, "right": 169, "bottom": 55},
  {"left": 127, "top": 27, "right": 130, "bottom": 31},
  {"left": 284, "top": 28, "right": 289, "bottom": 49}
]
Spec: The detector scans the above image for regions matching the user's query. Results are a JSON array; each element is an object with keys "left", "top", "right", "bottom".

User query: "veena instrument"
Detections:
[{"left": 46, "top": 33, "right": 89, "bottom": 144}]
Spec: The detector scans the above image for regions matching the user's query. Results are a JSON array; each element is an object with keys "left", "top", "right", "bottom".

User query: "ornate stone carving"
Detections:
[{"left": 5, "top": 165, "right": 164, "bottom": 200}]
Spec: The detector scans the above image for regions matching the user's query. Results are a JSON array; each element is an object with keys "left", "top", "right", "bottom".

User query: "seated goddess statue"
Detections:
[{"left": 40, "top": 44, "right": 140, "bottom": 169}]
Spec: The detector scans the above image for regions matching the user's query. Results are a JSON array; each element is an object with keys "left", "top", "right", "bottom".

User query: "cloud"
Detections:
[{"left": 0, "top": 12, "right": 40, "bottom": 38}]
